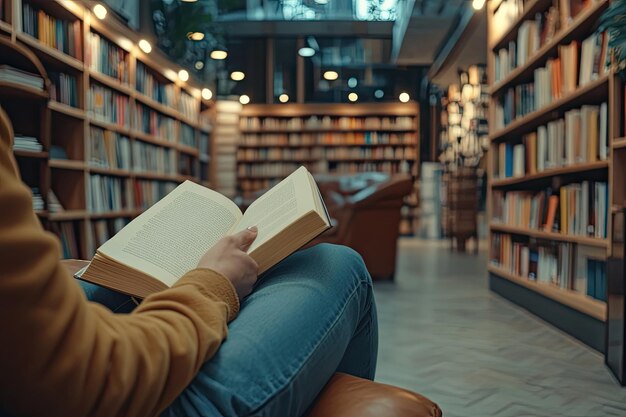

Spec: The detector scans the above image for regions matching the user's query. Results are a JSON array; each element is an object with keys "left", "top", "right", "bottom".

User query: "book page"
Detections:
[
  {"left": 98, "top": 181, "right": 242, "bottom": 287},
  {"left": 234, "top": 167, "right": 316, "bottom": 253}
]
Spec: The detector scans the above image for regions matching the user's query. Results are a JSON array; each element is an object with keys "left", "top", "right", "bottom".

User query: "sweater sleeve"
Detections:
[{"left": 0, "top": 121, "right": 240, "bottom": 417}]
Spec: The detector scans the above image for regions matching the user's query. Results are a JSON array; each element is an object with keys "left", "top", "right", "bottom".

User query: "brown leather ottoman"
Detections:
[{"left": 308, "top": 373, "right": 442, "bottom": 417}]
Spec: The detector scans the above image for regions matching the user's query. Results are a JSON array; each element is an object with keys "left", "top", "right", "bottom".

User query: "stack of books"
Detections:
[
  {"left": 0, "top": 65, "right": 44, "bottom": 90},
  {"left": 13, "top": 135, "right": 43, "bottom": 152}
]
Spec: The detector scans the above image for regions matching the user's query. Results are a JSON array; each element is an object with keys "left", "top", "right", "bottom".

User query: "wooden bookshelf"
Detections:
[
  {"left": 487, "top": 0, "right": 617, "bottom": 351},
  {"left": 0, "top": 0, "right": 215, "bottom": 259},
  {"left": 238, "top": 102, "right": 420, "bottom": 235}
]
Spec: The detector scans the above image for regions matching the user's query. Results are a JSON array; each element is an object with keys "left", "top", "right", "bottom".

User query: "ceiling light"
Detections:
[
  {"left": 138, "top": 39, "right": 152, "bottom": 54},
  {"left": 315, "top": 0, "right": 329, "bottom": 4},
  {"left": 195, "top": 61, "right": 204, "bottom": 70},
  {"left": 348, "top": 77, "right": 358, "bottom": 88},
  {"left": 202, "top": 88, "right": 212, "bottom": 100},
  {"left": 298, "top": 47, "right": 315, "bottom": 57},
  {"left": 348, "top": 92, "right": 358, "bottom": 102},
  {"left": 93, "top": 4, "right": 107, "bottom": 19},
  {"left": 187, "top": 32, "right": 205, "bottom": 41},
  {"left": 472, "top": 0, "right": 485, "bottom": 10},
  {"left": 323, "top": 70, "right": 339, "bottom": 81},
  {"left": 375, "top": 89, "right": 384, "bottom": 99},
  {"left": 181, "top": 0, "right": 198, "bottom": 2},
  {"left": 279, "top": 94, "right": 289, "bottom": 103},
  {"left": 239, "top": 94, "right": 250, "bottom": 105},
  {"left": 231, "top": 71, "right": 245, "bottom": 81},
  {"left": 210, "top": 49, "right": 228, "bottom": 60},
  {"left": 399, "top": 92, "right": 410, "bottom": 103},
  {"left": 178, "top": 69, "right": 189, "bottom": 82}
]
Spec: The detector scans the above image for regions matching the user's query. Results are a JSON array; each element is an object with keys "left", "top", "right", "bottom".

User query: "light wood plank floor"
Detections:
[{"left": 374, "top": 238, "right": 626, "bottom": 417}]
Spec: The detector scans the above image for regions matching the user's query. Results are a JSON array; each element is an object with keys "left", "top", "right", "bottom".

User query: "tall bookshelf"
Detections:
[
  {"left": 238, "top": 103, "right": 420, "bottom": 234},
  {"left": 486, "top": 0, "right": 618, "bottom": 352},
  {"left": 0, "top": 0, "right": 214, "bottom": 259}
]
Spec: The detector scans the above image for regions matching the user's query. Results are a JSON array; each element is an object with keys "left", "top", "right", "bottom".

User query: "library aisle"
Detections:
[{"left": 375, "top": 238, "right": 626, "bottom": 417}]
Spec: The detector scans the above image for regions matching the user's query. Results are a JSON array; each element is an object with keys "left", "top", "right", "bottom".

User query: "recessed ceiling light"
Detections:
[
  {"left": 315, "top": 0, "right": 329, "bottom": 4},
  {"left": 138, "top": 39, "right": 152, "bottom": 54},
  {"left": 279, "top": 94, "right": 289, "bottom": 103},
  {"left": 202, "top": 88, "right": 212, "bottom": 100},
  {"left": 93, "top": 4, "right": 107, "bottom": 19},
  {"left": 348, "top": 92, "right": 358, "bottom": 102},
  {"left": 375, "top": 89, "right": 384, "bottom": 99},
  {"left": 399, "top": 92, "right": 410, "bottom": 103},
  {"left": 187, "top": 32, "right": 205, "bottom": 41},
  {"left": 348, "top": 77, "right": 358, "bottom": 88},
  {"left": 239, "top": 94, "right": 250, "bottom": 105},
  {"left": 178, "top": 69, "right": 189, "bottom": 82},
  {"left": 323, "top": 70, "right": 339, "bottom": 81},
  {"left": 298, "top": 47, "right": 316, "bottom": 57},
  {"left": 472, "top": 0, "right": 486, "bottom": 10},
  {"left": 195, "top": 61, "right": 204, "bottom": 70},
  {"left": 231, "top": 71, "right": 245, "bottom": 81},
  {"left": 181, "top": 0, "right": 198, "bottom": 2},
  {"left": 210, "top": 49, "right": 228, "bottom": 60}
]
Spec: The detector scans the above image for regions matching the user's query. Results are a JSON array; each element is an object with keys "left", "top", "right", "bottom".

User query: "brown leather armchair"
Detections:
[
  {"left": 311, "top": 174, "right": 414, "bottom": 281},
  {"left": 61, "top": 260, "right": 442, "bottom": 417}
]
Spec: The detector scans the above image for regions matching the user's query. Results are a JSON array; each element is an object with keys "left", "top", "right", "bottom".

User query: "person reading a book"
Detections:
[{"left": 0, "top": 106, "right": 378, "bottom": 417}]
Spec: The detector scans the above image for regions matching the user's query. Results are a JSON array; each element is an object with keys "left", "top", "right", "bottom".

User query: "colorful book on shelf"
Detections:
[
  {"left": 21, "top": 3, "right": 82, "bottom": 60},
  {"left": 77, "top": 167, "right": 331, "bottom": 298}
]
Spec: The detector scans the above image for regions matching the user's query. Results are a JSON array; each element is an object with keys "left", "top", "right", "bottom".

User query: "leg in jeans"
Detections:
[{"left": 79, "top": 243, "right": 378, "bottom": 417}]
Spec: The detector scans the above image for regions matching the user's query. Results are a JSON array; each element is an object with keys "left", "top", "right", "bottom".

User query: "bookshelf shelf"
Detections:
[
  {"left": 240, "top": 127, "right": 417, "bottom": 134},
  {"left": 490, "top": 75, "right": 609, "bottom": 141},
  {"left": 134, "top": 92, "right": 179, "bottom": 120},
  {"left": 132, "top": 130, "right": 176, "bottom": 148},
  {"left": 489, "top": 0, "right": 610, "bottom": 96},
  {"left": 49, "top": 101, "right": 85, "bottom": 119},
  {"left": 89, "top": 119, "right": 131, "bottom": 136},
  {"left": 0, "top": 20, "right": 11, "bottom": 34},
  {"left": 134, "top": 172, "right": 181, "bottom": 181},
  {"left": 49, "top": 210, "right": 88, "bottom": 221},
  {"left": 489, "top": 223, "right": 610, "bottom": 249},
  {"left": 612, "top": 137, "right": 626, "bottom": 149},
  {"left": 177, "top": 144, "right": 200, "bottom": 156},
  {"left": 89, "top": 166, "right": 131, "bottom": 177},
  {"left": 49, "top": 159, "right": 87, "bottom": 170},
  {"left": 490, "top": 0, "right": 547, "bottom": 51},
  {"left": 88, "top": 70, "right": 133, "bottom": 96},
  {"left": 13, "top": 150, "right": 48, "bottom": 159},
  {"left": 16, "top": 32, "right": 83, "bottom": 71},
  {"left": 0, "top": 81, "right": 48, "bottom": 100},
  {"left": 487, "top": 265, "right": 607, "bottom": 321},
  {"left": 491, "top": 161, "right": 609, "bottom": 187}
]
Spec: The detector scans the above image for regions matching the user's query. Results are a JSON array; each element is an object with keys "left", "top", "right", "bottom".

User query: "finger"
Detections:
[
  {"left": 232, "top": 226, "right": 258, "bottom": 251},
  {"left": 238, "top": 252, "right": 259, "bottom": 274}
]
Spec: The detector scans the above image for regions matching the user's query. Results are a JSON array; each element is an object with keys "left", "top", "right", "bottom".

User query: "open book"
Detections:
[{"left": 78, "top": 167, "right": 331, "bottom": 298}]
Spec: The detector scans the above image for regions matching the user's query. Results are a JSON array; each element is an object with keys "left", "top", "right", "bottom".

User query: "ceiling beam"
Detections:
[{"left": 390, "top": 0, "right": 416, "bottom": 62}]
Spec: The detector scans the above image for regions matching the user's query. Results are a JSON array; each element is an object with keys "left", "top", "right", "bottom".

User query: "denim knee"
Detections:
[{"left": 309, "top": 243, "right": 372, "bottom": 289}]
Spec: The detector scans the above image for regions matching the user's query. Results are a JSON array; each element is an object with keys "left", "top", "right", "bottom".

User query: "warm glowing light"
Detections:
[
  {"left": 210, "top": 50, "right": 228, "bottom": 60},
  {"left": 323, "top": 70, "right": 339, "bottom": 81},
  {"left": 138, "top": 39, "right": 152, "bottom": 54},
  {"left": 93, "top": 4, "right": 107, "bottom": 19},
  {"left": 399, "top": 92, "right": 410, "bottom": 103},
  {"left": 178, "top": 69, "right": 189, "bottom": 82},
  {"left": 348, "top": 92, "right": 358, "bottom": 102},
  {"left": 202, "top": 88, "right": 213, "bottom": 100},
  {"left": 239, "top": 95, "right": 250, "bottom": 105},
  {"left": 181, "top": 0, "right": 198, "bottom": 2},
  {"left": 231, "top": 71, "right": 245, "bottom": 81},
  {"left": 472, "top": 0, "right": 485, "bottom": 10},
  {"left": 279, "top": 94, "right": 289, "bottom": 103},
  {"left": 298, "top": 47, "right": 315, "bottom": 57},
  {"left": 187, "top": 32, "right": 205, "bottom": 41}
]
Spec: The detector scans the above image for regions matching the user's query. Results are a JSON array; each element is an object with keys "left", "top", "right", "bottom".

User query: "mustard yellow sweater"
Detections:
[{"left": 0, "top": 107, "right": 240, "bottom": 417}]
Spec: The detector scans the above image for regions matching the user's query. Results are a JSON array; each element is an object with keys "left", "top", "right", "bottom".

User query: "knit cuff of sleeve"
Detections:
[{"left": 175, "top": 269, "right": 240, "bottom": 321}]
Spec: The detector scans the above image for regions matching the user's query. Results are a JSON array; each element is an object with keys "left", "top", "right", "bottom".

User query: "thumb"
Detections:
[{"left": 233, "top": 226, "right": 258, "bottom": 251}]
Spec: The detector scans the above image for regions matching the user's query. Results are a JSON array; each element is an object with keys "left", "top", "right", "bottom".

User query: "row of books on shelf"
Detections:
[
  {"left": 494, "top": 39, "right": 607, "bottom": 129},
  {"left": 53, "top": 221, "right": 81, "bottom": 259},
  {"left": 136, "top": 62, "right": 176, "bottom": 107},
  {"left": 492, "top": 180, "right": 608, "bottom": 239},
  {"left": 31, "top": 187, "right": 44, "bottom": 211},
  {"left": 49, "top": 72, "right": 79, "bottom": 108},
  {"left": 237, "top": 146, "right": 418, "bottom": 161},
  {"left": 240, "top": 132, "right": 416, "bottom": 147},
  {"left": 0, "top": 65, "right": 44, "bottom": 90},
  {"left": 180, "top": 123, "right": 196, "bottom": 147},
  {"left": 178, "top": 154, "right": 198, "bottom": 177},
  {"left": 495, "top": 102, "right": 608, "bottom": 178},
  {"left": 88, "top": 83, "right": 130, "bottom": 128},
  {"left": 88, "top": 175, "right": 182, "bottom": 212},
  {"left": 13, "top": 135, "right": 42, "bottom": 152},
  {"left": 199, "top": 133, "right": 210, "bottom": 156},
  {"left": 89, "top": 128, "right": 131, "bottom": 170},
  {"left": 179, "top": 91, "right": 198, "bottom": 121},
  {"left": 134, "top": 180, "right": 177, "bottom": 210},
  {"left": 134, "top": 142, "right": 176, "bottom": 174},
  {"left": 134, "top": 103, "right": 176, "bottom": 140},
  {"left": 92, "top": 218, "right": 129, "bottom": 248},
  {"left": 490, "top": 233, "right": 606, "bottom": 301},
  {"left": 87, "top": 31, "right": 129, "bottom": 84},
  {"left": 21, "top": 3, "right": 83, "bottom": 60},
  {"left": 241, "top": 116, "right": 415, "bottom": 131},
  {"left": 238, "top": 160, "right": 416, "bottom": 178},
  {"left": 492, "top": 0, "right": 594, "bottom": 46}
]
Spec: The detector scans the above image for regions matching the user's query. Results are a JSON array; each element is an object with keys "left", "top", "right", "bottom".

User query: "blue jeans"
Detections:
[{"left": 82, "top": 243, "right": 378, "bottom": 417}]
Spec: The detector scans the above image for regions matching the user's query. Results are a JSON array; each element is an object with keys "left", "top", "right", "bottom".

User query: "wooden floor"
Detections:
[{"left": 374, "top": 238, "right": 626, "bottom": 417}]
